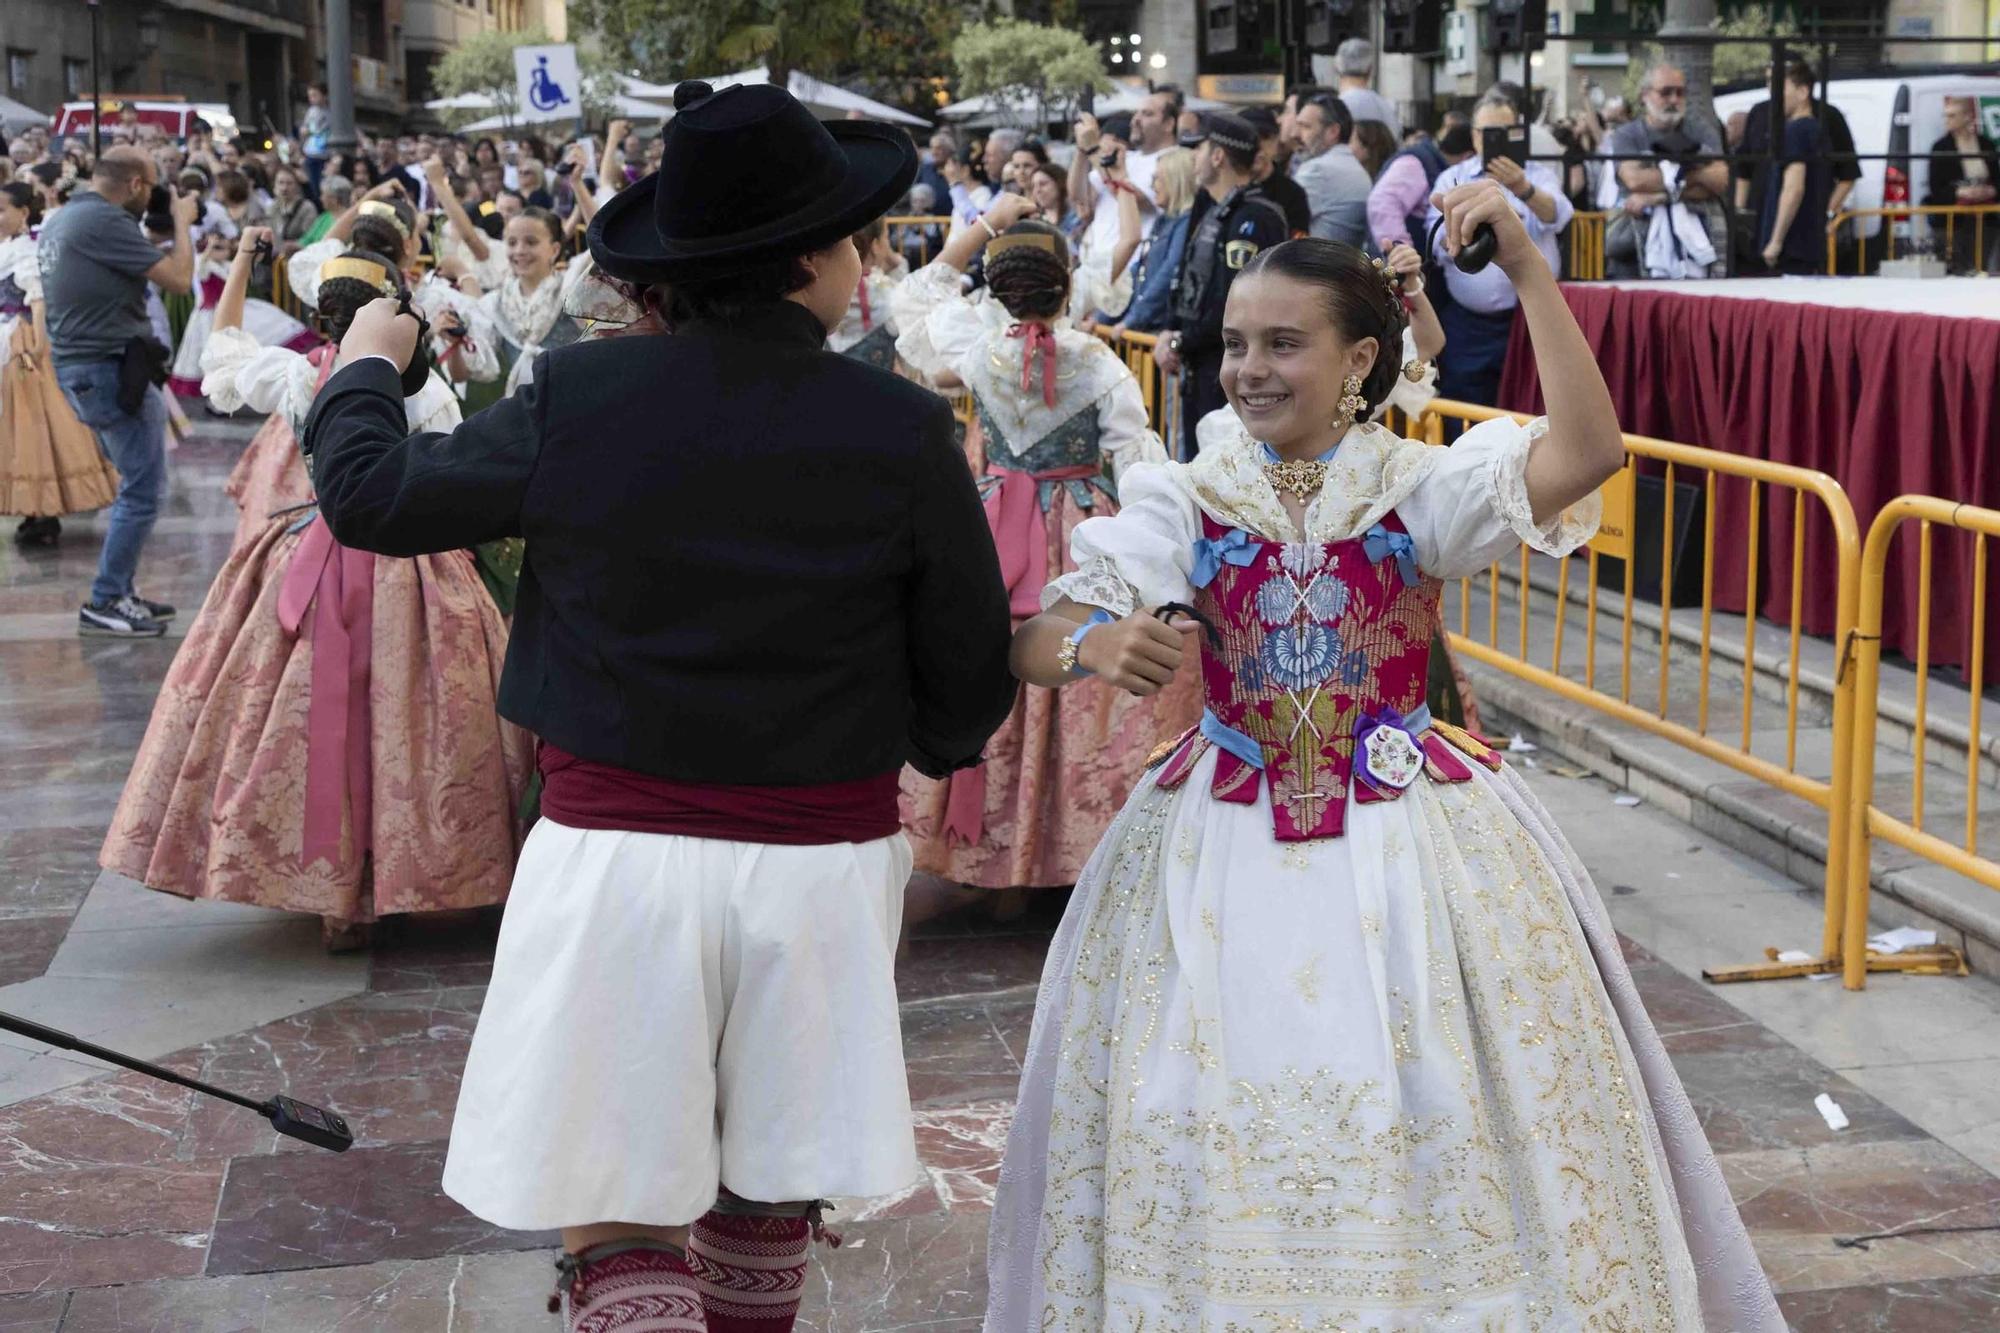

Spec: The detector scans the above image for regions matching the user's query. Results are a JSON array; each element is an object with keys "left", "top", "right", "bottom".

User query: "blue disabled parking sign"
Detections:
[{"left": 514, "top": 44, "right": 580, "bottom": 118}]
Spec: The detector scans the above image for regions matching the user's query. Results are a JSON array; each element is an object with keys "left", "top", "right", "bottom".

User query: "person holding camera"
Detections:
[
  {"left": 36, "top": 146, "right": 197, "bottom": 636},
  {"left": 1424, "top": 90, "right": 1571, "bottom": 408},
  {"left": 1607, "top": 64, "right": 1730, "bottom": 279}
]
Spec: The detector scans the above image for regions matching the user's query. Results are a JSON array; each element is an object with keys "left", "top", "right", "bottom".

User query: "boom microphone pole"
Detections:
[{"left": 0, "top": 1010, "right": 354, "bottom": 1152}]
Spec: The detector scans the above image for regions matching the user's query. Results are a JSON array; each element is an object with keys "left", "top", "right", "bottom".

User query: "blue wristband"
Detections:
[{"left": 1065, "top": 610, "right": 1115, "bottom": 677}]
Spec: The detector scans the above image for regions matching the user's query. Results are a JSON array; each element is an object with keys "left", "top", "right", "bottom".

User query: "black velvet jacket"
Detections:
[{"left": 302, "top": 301, "right": 1017, "bottom": 783}]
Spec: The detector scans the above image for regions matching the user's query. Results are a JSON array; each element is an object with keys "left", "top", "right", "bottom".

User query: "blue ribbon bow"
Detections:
[
  {"left": 1191, "top": 527, "right": 1259, "bottom": 588},
  {"left": 1363, "top": 524, "right": 1420, "bottom": 588}
]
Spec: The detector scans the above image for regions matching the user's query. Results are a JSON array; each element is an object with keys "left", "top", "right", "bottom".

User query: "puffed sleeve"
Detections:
[
  {"left": 1043, "top": 461, "right": 1199, "bottom": 616},
  {"left": 1397, "top": 414, "right": 1601, "bottom": 581},
  {"left": 198, "top": 325, "right": 316, "bottom": 419},
  {"left": 891, "top": 261, "right": 986, "bottom": 383},
  {"left": 286, "top": 236, "right": 343, "bottom": 311},
  {"left": 11, "top": 244, "right": 43, "bottom": 302},
  {"left": 413, "top": 276, "right": 499, "bottom": 383},
  {"left": 1378, "top": 326, "right": 1437, "bottom": 422},
  {"left": 1096, "top": 363, "right": 1166, "bottom": 485}
]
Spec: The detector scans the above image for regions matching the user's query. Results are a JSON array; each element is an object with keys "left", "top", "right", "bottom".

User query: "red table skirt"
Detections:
[{"left": 1499, "top": 285, "right": 2000, "bottom": 673}]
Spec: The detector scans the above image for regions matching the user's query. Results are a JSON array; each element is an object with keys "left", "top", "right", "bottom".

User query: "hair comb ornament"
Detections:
[
  {"left": 319, "top": 256, "right": 399, "bottom": 297},
  {"left": 987, "top": 232, "right": 1060, "bottom": 260}
]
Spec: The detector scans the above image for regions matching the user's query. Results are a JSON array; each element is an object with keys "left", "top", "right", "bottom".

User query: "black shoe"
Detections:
[
  {"left": 13, "top": 516, "right": 60, "bottom": 547},
  {"left": 130, "top": 593, "right": 176, "bottom": 621},
  {"left": 79, "top": 597, "right": 169, "bottom": 638}
]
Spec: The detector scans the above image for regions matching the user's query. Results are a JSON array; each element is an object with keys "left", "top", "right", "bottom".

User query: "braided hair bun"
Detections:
[
  {"left": 351, "top": 196, "right": 418, "bottom": 264},
  {"left": 1237, "top": 239, "right": 1409, "bottom": 417},
  {"left": 316, "top": 249, "right": 405, "bottom": 343},
  {"left": 984, "top": 220, "right": 1072, "bottom": 322}
]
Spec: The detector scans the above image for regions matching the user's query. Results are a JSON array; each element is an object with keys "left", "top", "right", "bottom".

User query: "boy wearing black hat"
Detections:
[
  {"left": 304, "top": 81, "right": 1017, "bottom": 1331},
  {"left": 1157, "top": 112, "right": 1288, "bottom": 457}
]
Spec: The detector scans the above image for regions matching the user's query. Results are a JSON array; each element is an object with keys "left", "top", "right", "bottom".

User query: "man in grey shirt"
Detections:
[
  {"left": 1606, "top": 64, "right": 1730, "bottom": 278},
  {"left": 39, "top": 145, "right": 197, "bottom": 636},
  {"left": 1334, "top": 37, "right": 1402, "bottom": 139},
  {"left": 1291, "top": 92, "right": 1373, "bottom": 247}
]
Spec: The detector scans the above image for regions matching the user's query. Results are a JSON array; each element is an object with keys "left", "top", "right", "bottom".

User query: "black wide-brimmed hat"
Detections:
[{"left": 588, "top": 80, "right": 919, "bottom": 285}]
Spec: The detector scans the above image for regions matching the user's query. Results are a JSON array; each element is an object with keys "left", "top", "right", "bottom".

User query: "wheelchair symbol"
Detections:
[{"left": 527, "top": 56, "right": 571, "bottom": 113}]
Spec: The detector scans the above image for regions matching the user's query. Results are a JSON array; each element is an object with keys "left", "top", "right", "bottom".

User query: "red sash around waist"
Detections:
[{"left": 536, "top": 744, "right": 901, "bottom": 846}]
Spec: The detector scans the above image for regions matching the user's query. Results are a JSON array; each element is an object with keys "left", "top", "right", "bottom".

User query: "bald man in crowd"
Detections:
[{"left": 38, "top": 145, "right": 199, "bottom": 637}]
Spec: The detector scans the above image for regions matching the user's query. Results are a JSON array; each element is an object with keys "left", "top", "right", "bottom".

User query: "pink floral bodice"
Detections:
[{"left": 1153, "top": 511, "right": 1499, "bottom": 841}]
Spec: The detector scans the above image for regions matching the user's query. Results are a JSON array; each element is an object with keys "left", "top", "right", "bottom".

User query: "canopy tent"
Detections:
[
  {"left": 939, "top": 81, "right": 1228, "bottom": 128},
  {"left": 625, "top": 68, "right": 930, "bottom": 128},
  {"left": 0, "top": 95, "right": 50, "bottom": 137}
]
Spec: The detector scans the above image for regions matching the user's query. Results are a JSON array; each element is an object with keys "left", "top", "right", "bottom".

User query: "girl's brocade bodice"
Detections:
[{"left": 1153, "top": 511, "right": 1499, "bottom": 842}]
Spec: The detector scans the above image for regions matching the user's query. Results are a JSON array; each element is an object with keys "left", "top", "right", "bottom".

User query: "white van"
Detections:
[{"left": 1714, "top": 73, "right": 2000, "bottom": 244}]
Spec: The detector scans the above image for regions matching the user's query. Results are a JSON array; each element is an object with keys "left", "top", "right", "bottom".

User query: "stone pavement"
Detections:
[{"left": 3, "top": 420, "right": 2000, "bottom": 1330}]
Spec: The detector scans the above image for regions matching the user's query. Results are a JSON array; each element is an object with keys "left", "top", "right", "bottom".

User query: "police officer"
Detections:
[{"left": 1156, "top": 111, "right": 1289, "bottom": 456}]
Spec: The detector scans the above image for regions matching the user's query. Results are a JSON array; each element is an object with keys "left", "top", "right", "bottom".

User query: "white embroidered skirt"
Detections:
[
  {"left": 983, "top": 755, "right": 1785, "bottom": 1333},
  {"left": 443, "top": 819, "right": 921, "bottom": 1230}
]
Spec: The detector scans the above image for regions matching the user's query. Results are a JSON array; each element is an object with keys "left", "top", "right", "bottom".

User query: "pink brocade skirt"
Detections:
[
  {"left": 898, "top": 489, "right": 1202, "bottom": 890},
  {"left": 100, "top": 518, "right": 533, "bottom": 924},
  {"left": 224, "top": 409, "right": 315, "bottom": 551}
]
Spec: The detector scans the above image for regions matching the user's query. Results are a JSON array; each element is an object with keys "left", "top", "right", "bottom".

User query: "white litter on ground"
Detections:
[
  {"left": 1814, "top": 1093, "right": 1850, "bottom": 1131},
  {"left": 1868, "top": 926, "right": 1939, "bottom": 955}
]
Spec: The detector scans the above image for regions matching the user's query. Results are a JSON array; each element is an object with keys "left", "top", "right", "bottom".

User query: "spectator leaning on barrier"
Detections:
[
  {"left": 1369, "top": 113, "right": 1474, "bottom": 253},
  {"left": 1926, "top": 97, "right": 1999, "bottom": 273},
  {"left": 1292, "top": 92, "right": 1372, "bottom": 247},
  {"left": 1607, "top": 64, "right": 1730, "bottom": 280},
  {"left": 1116, "top": 146, "right": 1197, "bottom": 334},
  {"left": 37, "top": 146, "right": 198, "bottom": 638},
  {"left": 1333, "top": 37, "right": 1402, "bottom": 140},
  {"left": 1756, "top": 61, "right": 1836, "bottom": 276},
  {"left": 1424, "top": 89, "right": 1571, "bottom": 408}
]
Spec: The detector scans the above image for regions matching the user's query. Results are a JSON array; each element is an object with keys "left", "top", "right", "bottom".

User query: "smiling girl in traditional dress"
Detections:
[{"left": 982, "top": 182, "right": 1783, "bottom": 1333}]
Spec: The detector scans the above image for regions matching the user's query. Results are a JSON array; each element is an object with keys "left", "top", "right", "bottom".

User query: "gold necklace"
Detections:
[{"left": 1262, "top": 457, "right": 1328, "bottom": 501}]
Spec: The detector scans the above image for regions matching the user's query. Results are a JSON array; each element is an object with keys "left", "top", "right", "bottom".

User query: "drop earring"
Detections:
[{"left": 1332, "top": 374, "right": 1367, "bottom": 432}]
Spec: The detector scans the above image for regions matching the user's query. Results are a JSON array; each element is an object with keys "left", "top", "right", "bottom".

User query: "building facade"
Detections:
[{"left": 0, "top": 0, "right": 561, "bottom": 139}]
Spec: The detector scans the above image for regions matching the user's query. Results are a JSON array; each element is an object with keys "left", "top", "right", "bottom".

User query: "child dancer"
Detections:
[
  {"left": 983, "top": 188, "right": 1783, "bottom": 1331},
  {"left": 102, "top": 230, "right": 531, "bottom": 949},
  {"left": 167, "top": 230, "right": 316, "bottom": 403},
  {"left": 893, "top": 192, "right": 1193, "bottom": 894},
  {"left": 235, "top": 193, "right": 491, "bottom": 549},
  {"left": 827, "top": 217, "right": 907, "bottom": 370},
  {"left": 455, "top": 206, "right": 597, "bottom": 397},
  {"left": 0, "top": 181, "right": 118, "bottom": 547}
]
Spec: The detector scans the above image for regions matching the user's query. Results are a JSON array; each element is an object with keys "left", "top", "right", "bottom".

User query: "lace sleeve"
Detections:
[
  {"left": 890, "top": 261, "right": 984, "bottom": 384},
  {"left": 1097, "top": 359, "right": 1166, "bottom": 486},
  {"left": 1042, "top": 461, "right": 1198, "bottom": 614},
  {"left": 198, "top": 326, "right": 313, "bottom": 420},
  {"left": 1398, "top": 414, "right": 1601, "bottom": 581}
]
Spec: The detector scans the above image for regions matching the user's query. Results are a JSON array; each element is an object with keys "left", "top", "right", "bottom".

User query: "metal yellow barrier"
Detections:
[
  {"left": 1839, "top": 498, "right": 1995, "bottom": 987},
  {"left": 884, "top": 215, "right": 951, "bottom": 268},
  {"left": 1827, "top": 204, "right": 2000, "bottom": 274},
  {"left": 1414, "top": 399, "right": 1865, "bottom": 985},
  {"left": 1568, "top": 210, "right": 1610, "bottom": 281}
]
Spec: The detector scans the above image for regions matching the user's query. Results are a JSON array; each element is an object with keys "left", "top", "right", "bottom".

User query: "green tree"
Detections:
[
  {"left": 834, "top": 0, "right": 965, "bottom": 117},
  {"left": 571, "top": 0, "right": 863, "bottom": 85},
  {"left": 952, "top": 17, "right": 1110, "bottom": 128},
  {"left": 433, "top": 27, "right": 624, "bottom": 128}
]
